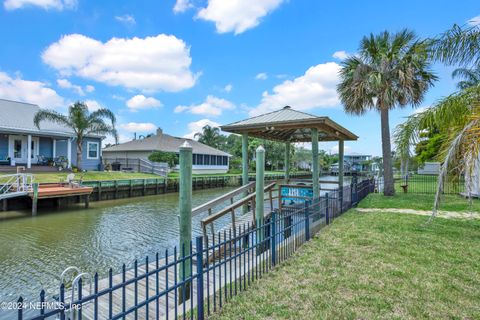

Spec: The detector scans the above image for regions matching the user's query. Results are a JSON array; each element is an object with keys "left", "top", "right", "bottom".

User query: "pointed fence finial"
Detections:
[{"left": 256, "top": 145, "right": 265, "bottom": 153}]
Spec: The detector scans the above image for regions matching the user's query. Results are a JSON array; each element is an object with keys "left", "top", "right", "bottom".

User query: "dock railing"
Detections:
[
  {"left": 0, "top": 173, "right": 34, "bottom": 200},
  {"left": 13, "top": 178, "right": 375, "bottom": 320}
]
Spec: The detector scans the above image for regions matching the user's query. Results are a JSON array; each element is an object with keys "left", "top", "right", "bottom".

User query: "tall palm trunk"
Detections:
[
  {"left": 76, "top": 139, "right": 83, "bottom": 170},
  {"left": 380, "top": 107, "right": 395, "bottom": 196}
]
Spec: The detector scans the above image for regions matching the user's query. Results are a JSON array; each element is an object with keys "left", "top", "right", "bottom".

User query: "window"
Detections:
[
  {"left": 205, "top": 154, "right": 210, "bottom": 165},
  {"left": 87, "top": 141, "right": 99, "bottom": 159},
  {"left": 14, "top": 139, "right": 22, "bottom": 158},
  {"left": 198, "top": 154, "right": 204, "bottom": 165}
]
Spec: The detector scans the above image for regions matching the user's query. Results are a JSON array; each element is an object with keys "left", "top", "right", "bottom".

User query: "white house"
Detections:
[
  {"left": 418, "top": 162, "right": 441, "bottom": 175},
  {"left": 102, "top": 128, "right": 231, "bottom": 174}
]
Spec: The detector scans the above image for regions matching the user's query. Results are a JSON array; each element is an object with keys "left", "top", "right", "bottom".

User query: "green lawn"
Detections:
[
  {"left": 359, "top": 193, "right": 480, "bottom": 212},
  {"left": 22, "top": 171, "right": 162, "bottom": 183},
  {"left": 209, "top": 194, "right": 480, "bottom": 319}
]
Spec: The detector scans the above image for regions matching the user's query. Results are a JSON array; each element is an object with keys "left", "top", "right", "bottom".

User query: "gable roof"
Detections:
[
  {"left": 221, "top": 106, "right": 358, "bottom": 142},
  {"left": 0, "top": 99, "right": 106, "bottom": 139},
  {"left": 103, "top": 131, "right": 231, "bottom": 157},
  {"left": 0, "top": 99, "right": 75, "bottom": 137}
]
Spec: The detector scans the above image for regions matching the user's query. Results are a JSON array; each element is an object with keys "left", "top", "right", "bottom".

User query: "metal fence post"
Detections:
[
  {"left": 325, "top": 193, "right": 330, "bottom": 225},
  {"left": 304, "top": 200, "right": 310, "bottom": 241},
  {"left": 270, "top": 210, "right": 277, "bottom": 266},
  {"left": 195, "top": 236, "right": 205, "bottom": 320},
  {"left": 353, "top": 182, "right": 358, "bottom": 206}
]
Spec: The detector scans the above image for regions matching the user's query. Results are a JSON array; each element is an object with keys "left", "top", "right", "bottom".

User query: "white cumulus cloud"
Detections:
[
  {"left": 184, "top": 119, "right": 221, "bottom": 139},
  {"left": 329, "top": 144, "right": 352, "bottom": 155},
  {"left": 255, "top": 72, "right": 268, "bottom": 80},
  {"left": 468, "top": 15, "right": 480, "bottom": 26},
  {"left": 126, "top": 95, "right": 162, "bottom": 112},
  {"left": 197, "top": 0, "right": 284, "bottom": 35},
  {"left": 175, "top": 95, "right": 235, "bottom": 116},
  {"left": 42, "top": 33, "right": 198, "bottom": 92},
  {"left": 0, "top": 72, "right": 64, "bottom": 107},
  {"left": 85, "top": 85, "right": 95, "bottom": 93},
  {"left": 332, "top": 50, "right": 349, "bottom": 60},
  {"left": 115, "top": 14, "right": 136, "bottom": 26},
  {"left": 224, "top": 84, "right": 233, "bottom": 93},
  {"left": 173, "top": 0, "right": 193, "bottom": 13},
  {"left": 249, "top": 62, "right": 341, "bottom": 116},
  {"left": 119, "top": 122, "right": 157, "bottom": 133},
  {"left": 4, "top": 0, "right": 77, "bottom": 10},
  {"left": 57, "top": 78, "right": 85, "bottom": 95},
  {"left": 84, "top": 99, "right": 103, "bottom": 112}
]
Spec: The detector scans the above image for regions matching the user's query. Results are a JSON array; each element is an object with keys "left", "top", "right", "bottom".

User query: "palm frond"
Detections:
[
  {"left": 33, "top": 109, "right": 71, "bottom": 129},
  {"left": 431, "top": 24, "right": 480, "bottom": 67},
  {"left": 88, "top": 108, "right": 117, "bottom": 126}
]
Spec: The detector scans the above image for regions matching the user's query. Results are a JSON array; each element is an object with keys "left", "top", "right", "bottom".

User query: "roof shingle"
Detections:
[{"left": 103, "top": 132, "right": 231, "bottom": 156}]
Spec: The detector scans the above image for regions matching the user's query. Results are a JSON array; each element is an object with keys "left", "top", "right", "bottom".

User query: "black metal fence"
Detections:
[
  {"left": 394, "top": 174, "right": 465, "bottom": 195},
  {"left": 13, "top": 178, "right": 375, "bottom": 320}
]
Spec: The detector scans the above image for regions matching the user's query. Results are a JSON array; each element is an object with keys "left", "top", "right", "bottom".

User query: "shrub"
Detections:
[{"left": 148, "top": 151, "right": 178, "bottom": 168}]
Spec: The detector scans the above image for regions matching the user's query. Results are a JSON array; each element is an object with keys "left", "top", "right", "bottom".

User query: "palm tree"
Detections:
[
  {"left": 194, "top": 125, "right": 222, "bottom": 148},
  {"left": 395, "top": 23, "right": 480, "bottom": 218},
  {"left": 34, "top": 102, "right": 118, "bottom": 170},
  {"left": 395, "top": 86, "right": 480, "bottom": 217},
  {"left": 452, "top": 67, "right": 480, "bottom": 89},
  {"left": 337, "top": 29, "right": 437, "bottom": 196}
]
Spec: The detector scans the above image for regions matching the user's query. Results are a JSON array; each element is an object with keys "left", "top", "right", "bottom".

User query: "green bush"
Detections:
[{"left": 148, "top": 151, "right": 178, "bottom": 168}]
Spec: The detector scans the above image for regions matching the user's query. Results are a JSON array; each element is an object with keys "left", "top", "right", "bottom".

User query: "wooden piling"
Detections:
[
  {"left": 98, "top": 181, "right": 102, "bottom": 201},
  {"left": 256, "top": 145, "right": 265, "bottom": 242},
  {"left": 32, "top": 182, "right": 39, "bottom": 216},
  {"left": 178, "top": 141, "right": 193, "bottom": 302},
  {"left": 114, "top": 180, "right": 118, "bottom": 199}
]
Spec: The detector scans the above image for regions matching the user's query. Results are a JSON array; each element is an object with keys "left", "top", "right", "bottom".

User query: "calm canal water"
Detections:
[
  {"left": 0, "top": 187, "right": 236, "bottom": 303},
  {"left": 0, "top": 175, "right": 350, "bottom": 305}
]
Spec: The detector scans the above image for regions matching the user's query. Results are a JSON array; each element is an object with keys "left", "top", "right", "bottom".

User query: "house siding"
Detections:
[
  {"left": 55, "top": 139, "right": 68, "bottom": 158},
  {"left": 0, "top": 134, "right": 8, "bottom": 158},
  {"left": 54, "top": 137, "right": 102, "bottom": 170},
  {"left": 39, "top": 137, "right": 53, "bottom": 157},
  {"left": 103, "top": 150, "right": 229, "bottom": 174},
  {"left": 77, "top": 137, "right": 102, "bottom": 170}
]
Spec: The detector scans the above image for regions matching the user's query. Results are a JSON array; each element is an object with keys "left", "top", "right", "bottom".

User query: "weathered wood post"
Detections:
[
  {"left": 255, "top": 145, "right": 265, "bottom": 244},
  {"left": 285, "top": 142, "right": 291, "bottom": 181},
  {"left": 32, "top": 182, "right": 39, "bottom": 216},
  {"left": 242, "top": 133, "right": 249, "bottom": 213},
  {"left": 178, "top": 141, "right": 192, "bottom": 302},
  {"left": 311, "top": 128, "right": 319, "bottom": 197}
]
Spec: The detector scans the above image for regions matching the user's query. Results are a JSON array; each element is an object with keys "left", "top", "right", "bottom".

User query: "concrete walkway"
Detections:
[{"left": 356, "top": 208, "right": 480, "bottom": 220}]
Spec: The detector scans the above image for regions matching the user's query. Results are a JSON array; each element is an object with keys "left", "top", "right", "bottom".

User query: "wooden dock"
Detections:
[
  {"left": 76, "top": 247, "right": 270, "bottom": 320},
  {"left": 29, "top": 183, "right": 93, "bottom": 199},
  {"left": 29, "top": 183, "right": 93, "bottom": 215}
]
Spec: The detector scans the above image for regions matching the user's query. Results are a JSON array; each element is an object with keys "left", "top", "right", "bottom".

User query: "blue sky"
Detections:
[{"left": 0, "top": 0, "right": 478, "bottom": 155}]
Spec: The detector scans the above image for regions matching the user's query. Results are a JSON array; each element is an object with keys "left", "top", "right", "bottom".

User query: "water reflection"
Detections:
[{"left": 0, "top": 187, "right": 234, "bottom": 302}]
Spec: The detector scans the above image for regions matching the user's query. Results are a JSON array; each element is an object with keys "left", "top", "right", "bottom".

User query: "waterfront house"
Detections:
[
  {"left": 417, "top": 162, "right": 441, "bottom": 175},
  {"left": 0, "top": 99, "right": 103, "bottom": 171},
  {"left": 330, "top": 152, "right": 373, "bottom": 174},
  {"left": 102, "top": 128, "right": 231, "bottom": 174}
]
